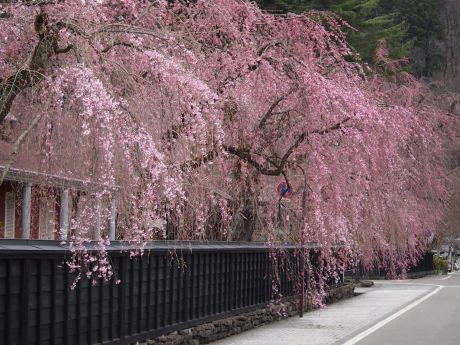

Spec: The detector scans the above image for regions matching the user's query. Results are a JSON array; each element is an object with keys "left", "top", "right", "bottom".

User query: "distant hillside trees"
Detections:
[{"left": 256, "top": 0, "right": 444, "bottom": 76}]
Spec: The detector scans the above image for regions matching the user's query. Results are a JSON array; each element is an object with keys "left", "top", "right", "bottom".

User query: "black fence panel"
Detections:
[
  {"left": 408, "top": 252, "right": 434, "bottom": 274},
  {"left": 346, "top": 252, "right": 434, "bottom": 280},
  {"left": 0, "top": 240, "right": 342, "bottom": 345}
]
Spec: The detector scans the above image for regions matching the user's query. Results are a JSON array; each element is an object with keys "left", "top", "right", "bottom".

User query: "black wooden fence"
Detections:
[
  {"left": 349, "top": 252, "right": 435, "bottom": 280},
  {"left": 408, "top": 252, "right": 434, "bottom": 275},
  {"left": 0, "top": 240, "right": 339, "bottom": 345}
]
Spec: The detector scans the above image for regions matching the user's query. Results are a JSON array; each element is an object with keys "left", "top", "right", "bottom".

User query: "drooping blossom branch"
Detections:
[{"left": 0, "top": 0, "right": 456, "bottom": 292}]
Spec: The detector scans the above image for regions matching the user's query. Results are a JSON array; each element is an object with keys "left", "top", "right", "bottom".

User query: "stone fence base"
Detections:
[
  {"left": 348, "top": 269, "right": 436, "bottom": 281},
  {"left": 134, "top": 283, "right": 355, "bottom": 345},
  {"left": 406, "top": 270, "right": 435, "bottom": 279}
]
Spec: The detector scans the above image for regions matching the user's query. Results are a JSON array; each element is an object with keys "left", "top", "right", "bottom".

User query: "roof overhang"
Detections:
[{"left": 0, "top": 165, "right": 119, "bottom": 192}]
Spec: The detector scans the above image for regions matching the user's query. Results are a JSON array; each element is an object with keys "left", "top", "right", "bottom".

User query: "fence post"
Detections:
[
  {"left": 119, "top": 256, "right": 128, "bottom": 341},
  {"left": 20, "top": 259, "right": 31, "bottom": 345},
  {"left": 354, "top": 261, "right": 359, "bottom": 283},
  {"left": 299, "top": 250, "right": 305, "bottom": 318}
]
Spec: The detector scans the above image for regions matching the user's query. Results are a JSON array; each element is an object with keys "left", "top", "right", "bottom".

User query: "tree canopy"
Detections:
[{"left": 0, "top": 0, "right": 455, "bottom": 286}]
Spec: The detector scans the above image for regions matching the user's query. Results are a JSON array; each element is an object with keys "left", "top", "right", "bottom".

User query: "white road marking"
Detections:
[
  {"left": 340, "top": 286, "right": 443, "bottom": 345},
  {"left": 440, "top": 275, "right": 453, "bottom": 281},
  {"left": 373, "top": 281, "right": 460, "bottom": 288}
]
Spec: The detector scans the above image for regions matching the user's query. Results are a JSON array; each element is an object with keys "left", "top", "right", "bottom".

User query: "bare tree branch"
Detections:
[
  {"left": 258, "top": 96, "right": 286, "bottom": 129},
  {"left": 0, "top": 13, "right": 76, "bottom": 124},
  {"left": 95, "top": 24, "right": 166, "bottom": 40},
  {"left": 258, "top": 88, "right": 296, "bottom": 130},
  {"left": 0, "top": 113, "right": 43, "bottom": 186},
  {"left": 101, "top": 41, "right": 138, "bottom": 53},
  {"left": 180, "top": 149, "right": 218, "bottom": 171},
  {"left": 54, "top": 44, "right": 73, "bottom": 54},
  {"left": 310, "top": 116, "right": 351, "bottom": 135},
  {"left": 223, "top": 145, "right": 281, "bottom": 176},
  {"left": 224, "top": 116, "right": 352, "bottom": 177}
]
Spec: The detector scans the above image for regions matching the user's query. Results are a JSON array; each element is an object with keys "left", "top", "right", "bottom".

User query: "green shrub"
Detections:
[{"left": 433, "top": 255, "right": 448, "bottom": 274}]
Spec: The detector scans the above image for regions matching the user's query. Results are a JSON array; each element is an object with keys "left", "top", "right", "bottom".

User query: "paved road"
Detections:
[
  {"left": 212, "top": 272, "right": 460, "bottom": 345},
  {"left": 350, "top": 272, "right": 460, "bottom": 345}
]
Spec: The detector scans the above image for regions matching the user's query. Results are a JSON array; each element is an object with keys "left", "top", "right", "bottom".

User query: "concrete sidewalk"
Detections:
[{"left": 211, "top": 283, "right": 433, "bottom": 345}]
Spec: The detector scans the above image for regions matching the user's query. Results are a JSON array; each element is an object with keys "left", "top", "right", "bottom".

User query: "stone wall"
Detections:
[{"left": 134, "top": 283, "right": 355, "bottom": 345}]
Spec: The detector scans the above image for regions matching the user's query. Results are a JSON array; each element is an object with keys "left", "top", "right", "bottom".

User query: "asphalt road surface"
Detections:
[
  {"left": 212, "top": 272, "right": 460, "bottom": 345},
  {"left": 349, "top": 272, "right": 460, "bottom": 345}
]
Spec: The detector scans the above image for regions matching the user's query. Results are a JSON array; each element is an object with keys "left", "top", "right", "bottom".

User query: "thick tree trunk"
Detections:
[
  {"left": 0, "top": 12, "right": 64, "bottom": 124},
  {"left": 231, "top": 197, "right": 257, "bottom": 241}
]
